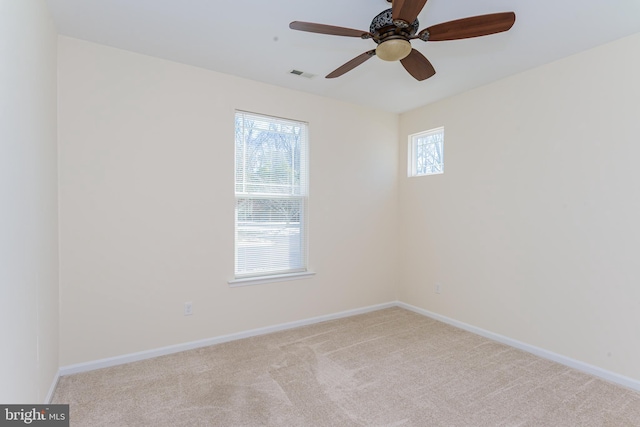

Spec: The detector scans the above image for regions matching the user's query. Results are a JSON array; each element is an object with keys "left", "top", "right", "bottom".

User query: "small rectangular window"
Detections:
[
  {"left": 409, "top": 127, "right": 444, "bottom": 177},
  {"left": 234, "top": 111, "right": 309, "bottom": 280}
]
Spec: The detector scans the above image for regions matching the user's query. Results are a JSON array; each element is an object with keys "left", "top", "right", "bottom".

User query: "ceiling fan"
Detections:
[{"left": 289, "top": 0, "right": 516, "bottom": 81}]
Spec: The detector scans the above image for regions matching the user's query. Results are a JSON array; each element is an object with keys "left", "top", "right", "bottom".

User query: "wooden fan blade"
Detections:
[
  {"left": 392, "top": 0, "right": 429, "bottom": 25},
  {"left": 424, "top": 12, "right": 516, "bottom": 41},
  {"left": 289, "top": 21, "right": 371, "bottom": 38},
  {"left": 400, "top": 49, "right": 436, "bottom": 81},
  {"left": 326, "top": 50, "right": 376, "bottom": 78}
]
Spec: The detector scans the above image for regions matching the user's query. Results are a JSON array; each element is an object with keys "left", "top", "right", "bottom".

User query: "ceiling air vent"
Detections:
[{"left": 289, "top": 69, "right": 315, "bottom": 79}]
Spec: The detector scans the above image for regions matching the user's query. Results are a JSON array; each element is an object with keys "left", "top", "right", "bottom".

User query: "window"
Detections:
[
  {"left": 233, "top": 111, "right": 309, "bottom": 282},
  {"left": 409, "top": 127, "right": 444, "bottom": 177}
]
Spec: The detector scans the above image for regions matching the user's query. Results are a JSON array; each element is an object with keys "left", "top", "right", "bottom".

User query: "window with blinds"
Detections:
[
  {"left": 409, "top": 127, "right": 444, "bottom": 177},
  {"left": 234, "top": 111, "right": 309, "bottom": 279}
]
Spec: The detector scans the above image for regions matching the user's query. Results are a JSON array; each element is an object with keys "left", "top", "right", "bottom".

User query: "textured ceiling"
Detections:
[{"left": 47, "top": 0, "right": 640, "bottom": 113}]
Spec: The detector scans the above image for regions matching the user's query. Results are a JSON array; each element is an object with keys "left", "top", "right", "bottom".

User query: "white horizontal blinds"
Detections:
[{"left": 234, "top": 111, "right": 308, "bottom": 278}]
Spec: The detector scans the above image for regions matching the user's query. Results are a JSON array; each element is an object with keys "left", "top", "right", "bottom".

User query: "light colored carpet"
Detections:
[{"left": 53, "top": 307, "right": 640, "bottom": 426}]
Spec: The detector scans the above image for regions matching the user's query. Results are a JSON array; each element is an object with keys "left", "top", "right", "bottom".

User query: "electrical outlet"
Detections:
[
  {"left": 435, "top": 283, "right": 442, "bottom": 294},
  {"left": 184, "top": 302, "right": 193, "bottom": 316}
]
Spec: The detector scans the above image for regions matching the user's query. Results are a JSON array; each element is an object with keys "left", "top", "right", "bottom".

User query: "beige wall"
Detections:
[
  {"left": 0, "top": 0, "right": 59, "bottom": 402},
  {"left": 58, "top": 37, "right": 399, "bottom": 366},
  {"left": 56, "top": 24, "right": 640, "bottom": 385},
  {"left": 398, "top": 33, "right": 640, "bottom": 381}
]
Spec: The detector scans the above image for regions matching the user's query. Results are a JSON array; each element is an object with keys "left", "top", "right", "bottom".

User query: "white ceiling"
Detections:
[{"left": 46, "top": 0, "right": 640, "bottom": 113}]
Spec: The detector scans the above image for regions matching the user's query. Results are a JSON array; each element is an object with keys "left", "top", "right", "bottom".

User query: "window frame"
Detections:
[
  {"left": 408, "top": 127, "right": 444, "bottom": 177},
  {"left": 229, "top": 110, "right": 313, "bottom": 286}
]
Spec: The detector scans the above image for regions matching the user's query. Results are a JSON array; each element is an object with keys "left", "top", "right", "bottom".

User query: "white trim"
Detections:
[
  {"left": 228, "top": 271, "right": 315, "bottom": 287},
  {"left": 58, "top": 302, "right": 394, "bottom": 376},
  {"left": 57, "top": 300, "right": 640, "bottom": 392},
  {"left": 396, "top": 301, "right": 640, "bottom": 392},
  {"left": 45, "top": 370, "right": 60, "bottom": 403}
]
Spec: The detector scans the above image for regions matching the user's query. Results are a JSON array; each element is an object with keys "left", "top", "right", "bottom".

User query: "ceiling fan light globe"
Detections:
[{"left": 376, "top": 39, "right": 412, "bottom": 61}]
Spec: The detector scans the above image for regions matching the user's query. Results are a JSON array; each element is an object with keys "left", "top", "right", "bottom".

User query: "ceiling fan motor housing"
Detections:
[
  {"left": 370, "top": 8, "right": 419, "bottom": 43},
  {"left": 370, "top": 8, "right": 418, "bottom": 61}
]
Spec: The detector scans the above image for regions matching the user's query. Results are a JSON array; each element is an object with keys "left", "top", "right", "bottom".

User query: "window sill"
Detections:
[{"left": 228, "top": 271, "right": 316, "bottom": 287}]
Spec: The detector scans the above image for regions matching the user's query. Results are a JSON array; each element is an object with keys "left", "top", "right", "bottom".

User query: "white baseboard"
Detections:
[
  {"left": 397, "top": 301, "right": 640, "bottom": 392},
  {"left": 57, "top": 300, "right": 640, "bottom": 393},
  {"left": 45, "top": 369, "right": 60, "bottom": 403},
  {"left": 59, "top": 302, "right": 396, "bottom": 376}
]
